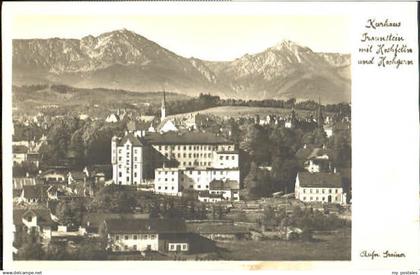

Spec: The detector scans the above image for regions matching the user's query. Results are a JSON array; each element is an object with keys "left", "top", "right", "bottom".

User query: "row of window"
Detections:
[
  {"left": 157, "top": 186, "right": 176, "bottom": 191},
  {"left": 114, "top": 244, "right": 152, "bottom": 251},
  {"left": 157, "top": 145, "right": 233, "bottom": 151},
  {"left": 302, "top": 196, "right": 340, "bottom": 202},
  {"left": 114, "top": 234, "right": 156, "bottom": 240},
  {"left": 168, "top": 244, "right": 188, "bottom": 251},
  {"left": 118, "top": 172, "right": 138, "bottom": 177},
  {"left": 302, "top": 188, "right": 339, "bottom": 194}
]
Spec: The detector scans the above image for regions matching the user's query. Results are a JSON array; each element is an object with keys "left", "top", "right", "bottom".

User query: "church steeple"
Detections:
[
  {"left": 161, "top": 90, "right": 166, "bottom": 121},
  {"left": 317, "top": 96, "right": 324, "bottom": 128}
]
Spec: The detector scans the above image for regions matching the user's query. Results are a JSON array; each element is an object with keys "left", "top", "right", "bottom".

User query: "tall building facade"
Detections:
[{"left": 111, "top": 134, "right": 145, "bottom": 185}]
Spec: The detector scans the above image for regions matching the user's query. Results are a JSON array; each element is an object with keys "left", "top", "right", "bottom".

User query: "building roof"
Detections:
[
  {"left": 81, "top": 212, "right": 150, "bottom": 230},
  {"left": 22, "top": 185, "right": 51, "bottom": 200},
  {"left": 144, "top": 132, "right": 232, "bottom": 145},
  {"left": 297, "top": 172, "right": 342, "bottom": 188},
  {"left": 198, "top": 191, "right": 223, "bottom": 199},
  {"left": 22, "top": 209, "right": 55, "bottom": 226},
  {"left": 105, "top": 218, "right": 187, "bottom": 234},
  {"left": 13, "top": 145, "right": 29, "bottom": 154},
  {"left": 296, "top": 146, "right": 332, "bottom": 160},
  {"left": 13, "top": 177, "right": 39, "bottom": 190},
  {"left": 186, "top": 223, "right": 249, "bottom": 235},
  {"left": 117, "top": 133, "right": 145, "bottom": 146},
  {"left": 209, "top": 179, "right": 240, "bottom": 190}
]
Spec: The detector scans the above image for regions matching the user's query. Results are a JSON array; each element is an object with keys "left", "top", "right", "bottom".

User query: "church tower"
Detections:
[
  {"left": 317, "top": 96, "right": 324, "bottom": 128},
  {"left": 161, "top": 90, "right": 166, "bottom": 122}
]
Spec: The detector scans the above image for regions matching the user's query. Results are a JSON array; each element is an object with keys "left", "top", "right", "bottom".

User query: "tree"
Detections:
[
  {"left": 16, "top": 229, "right": 45, "bottom": 260},
  {"left": 55, "top": 200, "right": 84, "bottom": 227}
]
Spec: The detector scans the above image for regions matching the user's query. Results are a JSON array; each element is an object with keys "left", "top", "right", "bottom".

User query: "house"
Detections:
[
  {"left": 208, "top": 179, "right": 240, "bottom": 201},
  {"left": 13, "top": 145, "right": 29, "bottom": 165},
  {"left": 13, "top": 177, "right": 39, "bottom": 191},
  {"left": 13, "top": 208, "right": 58, "bottom": 247},
  {"left": 19, "top": 185, "right": 50, "bottom": 204},
  {"left": 198, "top": 191, "right": 223, "bottom": 203},
  {"left": 104, "top": 218, "right": 190, "bottom": 253},
  {"left": 186, "top": 222, "right": 250, "bottom": 241},
  {"left": 158, "top": 119, "right": 178, "bottom": 133},
  {"left": 296, "top": 145, "right": 333, "bottom": 173},
  {"left": 294, "top": 172, "right": 347, "bottom": 205},
  {"left": 39, "top": 169, "right": 67, "bottom": 184}
]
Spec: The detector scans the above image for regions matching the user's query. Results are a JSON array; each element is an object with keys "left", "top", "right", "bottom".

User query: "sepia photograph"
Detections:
[{"left": 9, "top": 13, "right": 352, "bottom": 262}]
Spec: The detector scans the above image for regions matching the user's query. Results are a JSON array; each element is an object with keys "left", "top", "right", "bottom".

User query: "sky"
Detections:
[{"left": 12, "top": 15, "right": 350, "bottom": 61}]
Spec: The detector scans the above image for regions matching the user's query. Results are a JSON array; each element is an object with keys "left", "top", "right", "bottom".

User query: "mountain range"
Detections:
[{"left": 13, "top": 29, "right": 351, "bottom": 103}]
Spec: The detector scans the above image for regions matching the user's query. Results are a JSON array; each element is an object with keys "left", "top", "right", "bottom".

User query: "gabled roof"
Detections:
[
  {"left": 297, "top": 172, "right": 342, "bottom": 188},
  {"left": 118, "top": 133, "right": 144, "bottom": 146},
  {"left": 209, "top": 179, "right": 240, "bottom": 190},
  {"left": 296, "top": 146, "right": 332, "bottom": 160},
  {"left": 105, "top": 218, "right": 187, "bottom": 234},
  {"left": 144, "top": 132, "right": 232, "bottom": 145},
  {"left": 22, "top": 185, "right": 50, "bottom": 200},
  {"left": 19, "top": 208, "right": 55, "bottom": 226}
]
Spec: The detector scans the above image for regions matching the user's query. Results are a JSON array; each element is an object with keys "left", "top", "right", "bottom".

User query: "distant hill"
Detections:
[
  {"left": 13, "top": 29, "right": 351, "bottom": 103},
  {"left": 12, "top": 84, "right": 189, "bottom": 116}
]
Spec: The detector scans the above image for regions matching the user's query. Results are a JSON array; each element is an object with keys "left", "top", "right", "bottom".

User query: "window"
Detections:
[
  {"left": 190, "top": 185, "right": 193, "bottom": 189},
  {"left": 158, "top": 186, "right": 161, "bottom": 190},
  {"left": 115, "top": 235, "right": 120, "bottom": 240},
  {"left": 172, "top": 186, "right": 174, "bottom": 190},
  {"left": 133, "top": 245, "right": 137, "bottom": 250},
  {"left": 303, "top": 189, "right": 306, "bottom": 194},
  {"left": 219, "top": 156, "right": 223, "bottom": 160},
  {"left": 165, "top": 178, "right": 168, "bottom": 182},
  {"left": 124, "top": 245, "right": 128, "bottom": 250},
  {"left": 303, "top": 197, "right": 306, "bottom": 201},
  {"left": 119, "top": 157, "right": 122, "bottom": 161},
  {"left": 329, "top": 189, "right": 332, "bottom": 193},
  {"left": 144, "top": 234, "right": 149, "bottom": 239},
  {"left": 198, "top": 185, "right": 201, "bottom": 188},
  {"left": 133, "top": 235, "right": 137, "bottom": 240},
  {"left": 150, "top": 234, "right": 156, "bottom": 240},
  {"left": 322, "top": 189, "right": 325, "bottom": 194},
  {"left": 170, "top": 244, "right": 175, "bottom": 250},
  {"left": 119, "top": 172, "right": 122, "bottom": 177},
  {"left": 124, "top": 235, "right": 129, "bottom": 240},
  {"left": 134, "top": 173, "right": 137, "bottom": 177},
  {"left": 226, "top": 156, "right": 229, "bottom": 160},
  {"left": 316, "top": 189, "right": 319, "bottom": 193},
  {"left": 126, "top": 176, "right": 129, "bottom": 182},
  {"left": 134, "top": 157, "right": 137, "bottom": 161},
  {"left": 335, "top": 189, "right": 338, "bottom": 193},
  {"left": 182, "top": 244, "right": 187, "bottom": 250},
  {"left": 165, "top": 187, "right": 168, "bottom": 190}
]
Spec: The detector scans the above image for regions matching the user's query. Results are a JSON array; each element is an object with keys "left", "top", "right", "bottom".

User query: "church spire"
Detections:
[
  {"left": 317, "top": 96, "right": 324, "bottom": 128},
  {"left": 161, "top": 90, "right": 166, "bottom": 121}
]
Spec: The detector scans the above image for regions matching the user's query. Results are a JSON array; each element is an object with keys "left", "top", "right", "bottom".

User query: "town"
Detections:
[{"left": 12, "top": 89, "right": 352, "bottom": 261}]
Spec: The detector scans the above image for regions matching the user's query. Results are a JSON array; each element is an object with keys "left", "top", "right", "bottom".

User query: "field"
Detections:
[
  {"left": 168, "top": 105, "right": 317, "bottom": 120},
  {"left": 216, "top": 227, "right": 351, "bottom": 261}
]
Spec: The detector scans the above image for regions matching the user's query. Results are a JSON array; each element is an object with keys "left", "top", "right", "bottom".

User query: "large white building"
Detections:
[
  {"left": 294, "top": 172, "right": 347, "bottom": 205},
  {"left": 111, "top": 134, "right": 146, "bottom": 185},
  {"left": 111, "top": 130, "right": 241, "bottom": 200}
]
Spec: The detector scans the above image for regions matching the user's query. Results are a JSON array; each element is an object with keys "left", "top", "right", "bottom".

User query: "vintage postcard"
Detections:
[{"left": 1, "top": 1, "right": 419, "bottom": 274}]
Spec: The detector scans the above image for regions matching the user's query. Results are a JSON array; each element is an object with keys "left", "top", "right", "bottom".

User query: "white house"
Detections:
[
  {"left": 104, "top": 218, "right": 190, "bottom": 253},
  {"left": 294, "top": 172, "right": 347, "bottom": 205}
]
